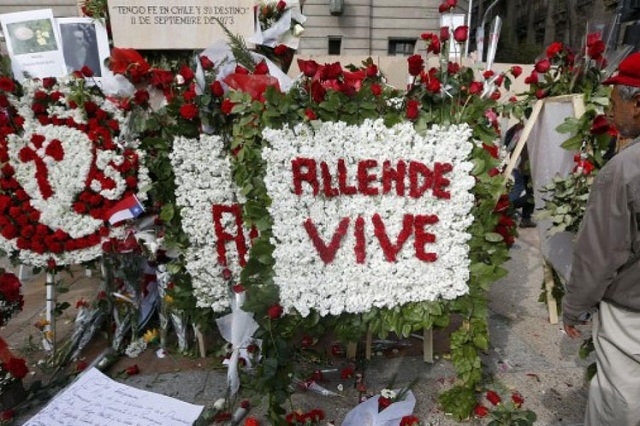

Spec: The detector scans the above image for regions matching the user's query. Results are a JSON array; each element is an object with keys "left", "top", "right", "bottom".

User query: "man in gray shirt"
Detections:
[{"left": 563, "top": 52, "right": 640, "bottom": 425}]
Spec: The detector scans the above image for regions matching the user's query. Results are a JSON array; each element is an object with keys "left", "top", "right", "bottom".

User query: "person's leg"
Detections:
[{"left": 585, "top": 301, "right": 640, "bottom": 426}]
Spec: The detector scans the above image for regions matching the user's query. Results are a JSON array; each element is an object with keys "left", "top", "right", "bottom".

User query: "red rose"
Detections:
[
  {"left": 474, "top": 404, "right": 489, "bottom": 417},
  {"left": 494, "top": 74, "right": 504, "bottom": 86},
  {"left": 366, "top": 64, "right": 378, "bottom": 77},
  {"left": 371, "top": 83, "right": 382, "bottom": 96},
  {"left": 406, "top": 99, "right": 420, "bottom": 120},
  {"left": 340, "top": 366, "right": 354, "bottom": 379},
  {"left": 546, "top": 41, "right": 564, "bottom": 57},
  {"left": 200, "top": 55, "right": 214, "bottom": 70},
  {"left": 378, "top": 396, "right": 392, "bottom": 411},
  {"left": 590, "top": 114, "right": 611, "bottom": 134},
  {"left": 447, "top": 0, "right": 457, "bottom": 6},
  {"left": 483, "top": 70, "right": 494, "bottom": 79},
  {"left": 535, "top": 88, "right": 547, "bottom": 99},
  {"left": 179, "top": 103, "right": 199, "bottom": 120},
  {"left": 125, "top": 364, "right": 140, "bottom": 376},
  {"left": 179, "top": 65, "right": 195, "bottom": 83},
  {"left": 244, "top": 417, "right": 260, "bottom": 426},
  {"left": 235, "top": 65, "right": 249, "bottom": 75},
  {"left": 407, "top": 54, "right": 424, "bottom": 77},
  {"left": 486, "top": 390, "right": 502, "bottom": 405},
  {"left": 438, "top": 2, "right": 451, "bottom": 13},
  {"left": 304, "top": 108, "right": 317, "bottom": 120},
  {"left": 448, "top": 62, "right": 460, "bottom": 75},
  {"left": 310, "top": 81, "right": 326, "bottom": 103},
  {"left": 210, "top": 81, "right": 225, "bottom": 97},
  {"left": 221, "top": 99, "right": 236, "bottom": 115},
  {"left": 453, "top": 25, "right": 469, "bottom": 42},
  {"left": 440, "top": 26, "right": 450, "bottom": 41},
  {"left": 0, "top": 77, "right": 15, "bottom": 93},
  {"left": 0, "top": 272, "right": 21, "bottom": 302},
  {"left": 511, "top": 392, "right": 524, "bottom": 407},
  {"left": 232, "top": 283, "right": 245, "bottom": 293},
  {"left": 273, "top": 44, "right": 288, "bottom": 56},
  {"left": 297, "top": 59, "right": 319, "bottom": 78},
  {"left": 4, "top": 357, "right": 28, "bottom": 379},
  {"left": 276, "top": 0, "right": 287, "bottom": 11},
  {"left": 80, "top": 65, "right": 94, "bottom": 77},
  {"left": 400, "top": 415, "right": 421, "bottom": 426},
  {"left": 524, "top": 71, "right": 538, "bottom": 85},
  {"left": 534, "top": 58, "right": 551, "bottom": 73},
  {"left": 421, "top": 33, "right": 440, "bottom": 54},
  {"left": 468, "top": 81, "right": 483, "bottom": 95},
  {"left": 133, "top": 89, "right": 150, "bottom": 105},
  {"left": 267, "top": 304, "right": 283, "bottom": 319},
  {"left": 426, "top": 77, "right": 441, "bottom": 93},
  {"left": 587, "top": 40, "right": 605, "bottom": 59},
  {"left": 0, "top": 409, "right": 14, "bottom": 422},
  {"left": 254, "top": 61, "right": 270, "bottom": 75}
]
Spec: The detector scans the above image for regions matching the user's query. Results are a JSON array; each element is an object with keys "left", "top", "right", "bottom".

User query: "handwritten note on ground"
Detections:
[{"left": 24, "top": 368, "right": 204, "bottom": 426}]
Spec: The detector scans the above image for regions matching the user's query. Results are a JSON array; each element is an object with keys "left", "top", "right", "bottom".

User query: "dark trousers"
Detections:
[{"left": 509, "top": 170, "right": 534, "bottom": 220}]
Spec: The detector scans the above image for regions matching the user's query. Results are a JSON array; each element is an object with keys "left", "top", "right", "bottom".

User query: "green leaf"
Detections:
[{"left": 484, "top": 232, "right": 505, "bottom": 243}]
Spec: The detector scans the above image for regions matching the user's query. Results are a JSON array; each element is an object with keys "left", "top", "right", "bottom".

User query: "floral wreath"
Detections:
[
  {"left": 0, "top": 74, "right": 149, "bottom": 267},
  {"left": 262, "top": 120, "right": 476, "bottom": 317}
]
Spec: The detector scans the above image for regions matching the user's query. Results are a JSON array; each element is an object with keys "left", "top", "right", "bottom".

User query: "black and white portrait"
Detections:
[{"left": 59, "top": 22, "right": 102, "bottom": 76}]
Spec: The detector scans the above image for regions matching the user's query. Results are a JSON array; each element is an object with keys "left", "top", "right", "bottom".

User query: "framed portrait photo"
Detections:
[
  {"left": 57, "top": 17, "right": 110, "bottom": 78},
  {"left": 0, "top": 9, "right": 66, "bottom": 81}
]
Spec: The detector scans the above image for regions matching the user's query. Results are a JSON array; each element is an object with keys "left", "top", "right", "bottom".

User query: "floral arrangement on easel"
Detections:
[{"left": 0, "top": 0, "right": 527, "bottom": 424}]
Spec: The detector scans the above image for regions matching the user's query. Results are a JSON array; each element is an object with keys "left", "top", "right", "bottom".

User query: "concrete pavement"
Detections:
[{"left": 3, "top": 226, "right": 591, "bottom": 425}]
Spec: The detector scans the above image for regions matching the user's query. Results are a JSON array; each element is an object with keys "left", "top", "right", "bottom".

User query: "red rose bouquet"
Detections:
[{"left": 0, "top": 270, "right": 23, "bottom": 327}]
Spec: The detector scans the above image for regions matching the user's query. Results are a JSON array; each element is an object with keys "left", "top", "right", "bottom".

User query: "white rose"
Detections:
[{"left": 213, "top": 398, "right": 226, "bottom": 410}]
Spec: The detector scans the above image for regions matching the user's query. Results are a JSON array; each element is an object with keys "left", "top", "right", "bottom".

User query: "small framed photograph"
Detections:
[
  {"left": 0, "top": 9, "right": 66, "bottom": 81},
  {"left": 57, "top": 17, "right": 110, "bottom": 78}
]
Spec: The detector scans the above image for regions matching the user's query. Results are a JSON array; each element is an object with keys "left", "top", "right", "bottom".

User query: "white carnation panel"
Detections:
[
  {"left": 170, "top": 135, "right": 250, "bottom": 312},
  {"left": 262, "top": 120, "right": 476, "bottom": 316}
]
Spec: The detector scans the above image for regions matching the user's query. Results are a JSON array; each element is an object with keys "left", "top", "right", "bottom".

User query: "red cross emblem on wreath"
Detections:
[{"left": 0, "top": 75, "right": 148, "bottom": 267}]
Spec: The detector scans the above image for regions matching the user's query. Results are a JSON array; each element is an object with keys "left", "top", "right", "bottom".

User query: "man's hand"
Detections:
[{"left": 563, "top": 323, "right": 582, "bottom": 338}]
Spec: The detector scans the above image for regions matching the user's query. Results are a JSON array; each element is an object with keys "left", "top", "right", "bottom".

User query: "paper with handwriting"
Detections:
[{"left": 24, "top": 367, "right": 204, "bottom": 426}]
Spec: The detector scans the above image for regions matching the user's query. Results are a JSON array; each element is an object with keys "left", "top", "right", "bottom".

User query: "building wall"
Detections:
[
  {"left": 0, "top": 0, "right": 79, "bottom": 17},
  {"left": 299, "top": 0, "right": 470, "bottom": 57}
]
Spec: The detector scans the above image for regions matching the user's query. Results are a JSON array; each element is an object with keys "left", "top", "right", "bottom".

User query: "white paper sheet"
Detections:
[{"left": 24, "top": 368, "right": 204, "bottom": 426}]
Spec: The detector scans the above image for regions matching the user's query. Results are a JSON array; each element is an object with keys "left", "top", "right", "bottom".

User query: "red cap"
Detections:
[{"left": 602, "top": 52, "right": 640, "bottom": 87}]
